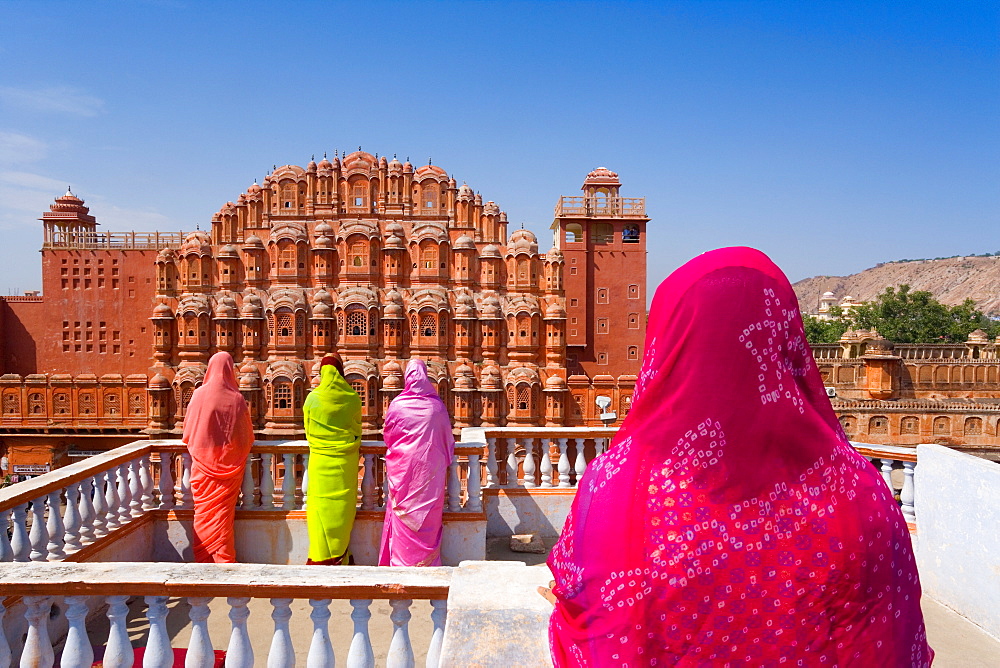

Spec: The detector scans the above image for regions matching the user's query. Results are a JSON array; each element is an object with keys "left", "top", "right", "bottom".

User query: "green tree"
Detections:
[
  {"left": 852, "top": 285, "right": 997, "bottom": 343},
  {"left": 802, "top": 307, "right": 851, "bottom": 344}
]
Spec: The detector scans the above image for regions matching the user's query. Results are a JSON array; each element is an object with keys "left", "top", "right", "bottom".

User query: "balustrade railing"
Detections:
[
  {"left": 851, "top": 441, "right": 917, "bottom": 521},
  {"left": 0, "top": 439, "right": 485, "bottom": 564},
  {"left": 0, "top": 562, "right": 449, "bottom": 668}
]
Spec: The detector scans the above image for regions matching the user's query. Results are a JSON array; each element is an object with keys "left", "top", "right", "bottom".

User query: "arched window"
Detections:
[
  {"left": 839, "top": 416, "right": 855, "bottom": 434},
  {"left": 421, "top": 246, "right": 438, "bottom": 270},
  {"left": 900, "top": 416, "right": 919, "bottom": 434},
  {"left": 933, "top": 416, "right": 950, "bottom": 434},
  {"left": 627, "top": 346, "right": 639, "bottom": 360},
  {"left": 868, "top": 416, "right": 888, "bottom": 434},
  {"left": 349, "top": 378, "right": 367, "bottom": 407},
  {"left": 347, "top": 310, "right": 367, "bottom": 336},
  {"left": 421, "top": 314, "right": 437, "bottom": 337},
  {"left": 422, "top": 185, "right": 438, "bottom": 210},
  {"left": 965, "top": 417, "right": 983, "bottom": 435},
  {"left": 516, "top": 385, "right": 530, "bottom": 411},
  {"left": 565, "top": 223, "right": 583, "bottom": 243},
  {"left": 622, "top": 224, "right": 640, "bottom": 243},
  {"left": 349, "top": 242, "right": 367, "bottom": 269},
  {"left": 54, "top": 393, "right": 70, "bottom": 415},
  {"left": 274, "top": 382, "right": 292, "bottom": 410},
  {"left": 409, "top": 314, "right": 418, "bottom": 338},
  {"left": 593, "top": 223, "right": 614, "bottom": 244},
  {"left": 28, "top": 393, "right": 43, "bottom": 415}
]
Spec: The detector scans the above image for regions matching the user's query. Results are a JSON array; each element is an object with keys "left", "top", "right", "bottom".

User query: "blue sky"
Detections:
[{"left": 0, "top": 1, "right": 997, "bottom": 295}]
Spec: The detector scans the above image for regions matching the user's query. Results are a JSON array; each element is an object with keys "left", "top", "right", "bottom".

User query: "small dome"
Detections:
[
  {"left": 149, "top": 373, "right": 170, "bottom": 389},
  {"left": 152, "top": 303, "right": 174, "bottom": 318},
  {"left": 306, "top": 158, "right": 317, "bottom": 172},
  {"left": 545, "top": 302, "right": 567, "bottom": 318},
  {"left": 243, "top": 234, "right": 264, "bottom": 248},
  {"left": 388, "top": 156, "right": 403, "bottom": 174},
  {"left": 181, "top": 230, "right": 212, "bottom": 254},
  {"left": 384, "top": 234, "right": 405, "bottom": 250},
  {"left": 248, "top": 182, "right": 262, "bottom": 194},
  {"left": 385, "top": 221, "right": 404, "bottom": 236},
  {"left": 383, "top": 302, "right": 403, "bottom": 318},
  {"left": 483, "top": 201, "right": 499, "bottom": 216},
  {"left": 402, "top": 159, "right": 413, "bottom": 173},
  {"left": 416, "top": 164, "right": 447, "bottom": 179},
  {"left": 383, "top": 375, "right": 403, "bottom": 391},
  {"left": 313, "top": 288, "right": 332, "bottom": 303},
  {"left": 342, "top": 150, "right": 376, "bottom": 172},
  {"left": 480, "top": 244, "right": 501, "bottom": 258},
  {"left": 238, "top": 365, "right": 260, "bottom": 389},
  {"left": 318, "top": 156, "right": 333, "bottom": 171},
  {"left": 546, "top": 247, "right": 564, "bottom": 262},
  {"left": 315, "top": 221, "right": 333, "bottom": 237},
  {"left": 241, "top": 300, "right": 262, "bottom": 317},
  {"left": 454, "top": 364, "right": 475, "bottom": 390},
  {"left": 457, "top": 184, "right": 474, "bottom": 201},
  {"left": 217, "top": 244, "right": 239, "bottom": 258},
  {"left": 155, "top": 248, "right": 176, "bottom": 264},
  {"left": 480, "top": 366, "right": 501, "bottom": 389},
  {"left": 383, "top": 360, "right": 402, "bottom": 374},
  {"left": 821, "top": 291, "right": 835, "bottom": 299},
  {"left": 312, "top": 302, "right": 331, "bottom": 317},
  {"left": 582, "top": 167, "right": 621, "bottom": 188},
  {"left": 314, "top": 235, "right": 333, "bottom": 249},
  {"left": 215, "top": 296, "right": 238, "bottom": 318},
  {"left": 454, "top": 235, "right": 475, "bottom": 250},
  {"left": 545, "top": 375, "right": 567, "bottom": 390},
  {"left": 509, "top": 228, "right": 538, "bottom": 253}
]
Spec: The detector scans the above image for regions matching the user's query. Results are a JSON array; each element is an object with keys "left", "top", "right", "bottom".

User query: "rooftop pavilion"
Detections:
[{"left": 0, "top": 429, "right": 997, "bottom": 666}]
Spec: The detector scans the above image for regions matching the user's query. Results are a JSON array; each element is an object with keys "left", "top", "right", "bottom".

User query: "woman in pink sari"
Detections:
[
  {"left": 378, "top": 359, "right": 455, "bottom": 567},
  {"left": 547, "top": 247, "right": 932, "bottom": 666},
  {"left": 183, "top": 351, "right": 255, "bottom": 563}
]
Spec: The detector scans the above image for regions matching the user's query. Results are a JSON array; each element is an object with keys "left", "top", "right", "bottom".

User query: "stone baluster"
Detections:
[
  {"left": 485, "top": 437, "right": 498, "bottom": 488},
  {"left": 180, "top": 454, "right": 194, "bottom": 509},
  {"left": 11, "top": 503, "right": 30, "bottom": 561},
  {"left": 126, "top": 461, "right": 142, "bottom": 521},
  {"left": 901, "top": 461, "right": 916, "bottom": 520},
  {"left": 539, "top": 440, "right": 554, "bottom": 488},
  {"left": 573, "top": 439, "right": 588, "bottom": 486},
  {"left": 63, "top": 483, "right": 83, "bottom": 553},
  {"left": 301, "top": 453, "right": 309, "bottom": 510},
  {"left": 116, "top": 463, "right": 132, "bottom": 524},
  {"left": 145, "top": 596, "right": 173, "bottom": 668},
  {"left": 447, "top": 455, "right": 462, "bottom": 512},
  {"left": 0, "top": 508, "right": 12, "bottom": 561},
  {"left": 158, "top": 453, "right": 176, "bottom": 510},
  {"left": 880, "top": 459, "right": 895, "bottom": 495},
  {"left": 226, "top": 597, "right": 254, "bottom": 668},
  {"left": 267, "top": 599, "right": 295, "bottom": 668},
  {"left": 103, "top": 467, "right": 122, "bottom": 531},
  {"left": 347, "top": 599, "right": 375, "bottom": 668},
  {"left": 307, "top": 599, "right": 335, "bottom": 668},
  {"left": 282, "top": 454, "right": 296, "bottom": 510},
  {"left": 595, "top": 438, "right": 607, "bottom": 457},
  {"left": 0, "top": 600, "right": 10, "bottom": 668},
  {"left": 387, "top": 599, "right": 415, "bottom": 668},
  {"left": 381, "top": 458, "right": 390, "bottom": 510},
  {"left": 140, "top": 454, "right": 155, "bottom": 511},
  {"left": 94, "top": 470, "right": 113, "bottom": 535},
  {"left": 186, "top": 597, "right": 215, "bottom": 668},
  {"left": 557, "top": 438, "right": 572, "bottom": 488},
  {"left": 29, "top": 495, "right": 49, "bottom": 561},
  {"left": 21, "top": 596, "right": 54, "bottom": 668},
  {"left": 361, "top": 453, "right": 376, "bottom": 511},
  {"left": 104, "top": 595, "right": 134, "bottom": 668},
  {"left": 523, "top": 438, "right": 537, "bottom": 488},
  {"left": 426, "top": 600, "right": 447, "bottom": 668},
  {"left": 78, "top": 476, "right": 96, "bottom": 543},
  {"left": 466, "top": 454, "right": 482, "bottom": 512},
  {"left": 62, "top": 597, "right": 94, "bottom": 668},
  {"left": 240, "top": 456, "right": 256, "bottom": 510},
  {"left": 260, "top": 453, "right": 275, "bottom": 509},
  {"left": 505, "top": 438, "right": 518, "bottom": 487},
  {"left": 45, "top": 490, "right": 65, "bottom": 560}
]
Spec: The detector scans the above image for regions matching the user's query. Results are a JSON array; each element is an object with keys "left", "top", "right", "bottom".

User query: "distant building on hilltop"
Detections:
[{"left": 0, "top": 153, "right": 648, "bottom": 471}]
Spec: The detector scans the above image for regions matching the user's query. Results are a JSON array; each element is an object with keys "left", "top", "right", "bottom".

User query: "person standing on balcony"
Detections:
[
  {"left": 378, "top": 358, "right": 455, "bottom": 567},
  {"left": 304, "top": 353, "right": 363, "bottom": 565},
  {"left": 545, "top": 247, "right": 932, "bottom": 666},
  {"left": 183, "top": 351, "right": 255, "bottom": 563}
]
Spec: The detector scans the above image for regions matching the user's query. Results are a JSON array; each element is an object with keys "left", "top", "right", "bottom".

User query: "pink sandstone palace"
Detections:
[{"left": 0, "top": 152, "right": 649, "bottom": 472}]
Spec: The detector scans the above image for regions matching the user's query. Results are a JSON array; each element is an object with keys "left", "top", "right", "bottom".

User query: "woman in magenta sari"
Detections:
[
  {"left": 547, "top": 247, "right": 932, "bottom": 666},
  {"left": 183, "top": 351, "right": 255, "bottom": 563},
  {"left": 378, "top": 359, "right": 455, "bottom": 567}
]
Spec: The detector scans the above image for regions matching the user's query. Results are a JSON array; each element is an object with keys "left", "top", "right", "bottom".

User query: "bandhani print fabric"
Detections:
[{"left": 547, "top": 247, "right": 932, "bottom": 667}]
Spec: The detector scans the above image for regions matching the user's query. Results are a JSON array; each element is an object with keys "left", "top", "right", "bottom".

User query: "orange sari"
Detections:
[{"left": 182, "top": 352, "right": 254, "bottom": 563}]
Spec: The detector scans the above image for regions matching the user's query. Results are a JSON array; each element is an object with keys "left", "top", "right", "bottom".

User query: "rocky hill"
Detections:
[{"left": 794, "top": 255, "right": 1000, "bottom": 316}]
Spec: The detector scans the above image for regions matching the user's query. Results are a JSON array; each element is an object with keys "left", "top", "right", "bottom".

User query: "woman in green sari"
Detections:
[{"left": 304, "top": 354, "right": 362, "bottom": 565}]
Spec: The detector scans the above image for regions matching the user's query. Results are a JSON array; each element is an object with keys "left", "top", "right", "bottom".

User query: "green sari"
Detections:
[{"left": 304, "top": 365, "right": 362, "bottom": 563}]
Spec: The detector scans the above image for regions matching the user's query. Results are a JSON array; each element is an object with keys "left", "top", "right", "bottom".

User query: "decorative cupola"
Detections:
[
  {"left": 147, "top": 373, "right": 172, "bottom": 432},
  {"left": 150, "top": 302, "right": 175, "bottom": 364},
  {"left": 40, "top": 188, "right": 98, "bottom": 246}
]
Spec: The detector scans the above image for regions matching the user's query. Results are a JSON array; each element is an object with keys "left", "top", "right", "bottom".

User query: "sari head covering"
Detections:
[
  {"left": 182, "top": 351, "right": 255, "bottom": 563},
  {"left": 548, "top": 247, "right": 931, "bottom": 666},
  {"left": 378, "top": 359, "right": 455, "bottom": 566},
  {"left": 304, "top": 361, "right": 363, "bottom": 564},
  {"left": 320, "top": 352, "right": 345, "bottom": 378}
]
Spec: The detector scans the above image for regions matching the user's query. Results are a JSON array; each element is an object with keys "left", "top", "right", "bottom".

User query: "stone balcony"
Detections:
[{"left": 0, "top": 431, "right": 997, "bottom": 666}]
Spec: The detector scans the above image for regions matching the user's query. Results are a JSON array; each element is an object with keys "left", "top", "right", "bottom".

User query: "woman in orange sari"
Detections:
[{"left": 183, "top": 351, "right": 255, "bottom": 563}]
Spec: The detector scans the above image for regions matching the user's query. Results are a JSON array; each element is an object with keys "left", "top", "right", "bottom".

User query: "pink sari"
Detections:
[
  {"left": 378, "top": 359, "right": 455, "bottom": 567},
  {"left": 183, "top": 352, "right": 255, "bottom": 563},
  {"left": 548, "top": 247, "right": 932, "bottom": 666}
]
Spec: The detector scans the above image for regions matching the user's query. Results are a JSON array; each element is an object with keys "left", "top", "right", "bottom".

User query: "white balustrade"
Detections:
[
  {"left": 145, "top": 595, "right": 173, "bottom": 668},
  {"left": 0, "top": 601, "right": 10, "bottom": 668},
  {"left": 104, "top": 595, "right": 135, "bottom": 668},
  {"left": 505, "top": 438, "right": 518, "bottom": 487},
  {"left": 573, "top": 439, "right": 587, "bottom": 485},
  {"left": 301, "top": 453, "right": 309, "bottom": 510},
  {"left": 78, "top": 476, "right": 97, "bottom": 543},
  {"left": 10, "top": 504, "right": 28, "bottom": 562},
  {"left": 540, "top": 440, "right": 554, "bottom": 488},
  {"left": 140, "top": 454, "right": 155, "bottom": 511},
  {"left": 522, "top": 439, "right": 537, "bottom": 488},
  {"left": 557, "top": 438, "right": 571, "bottom": 488},
  {"left": 447, "top": 456, "right": 462, "bottom": 512},
  {"left": 28, "top": 496, "right": 48, "bottom": 562},
  {"left": 268, "top": 599, "right": 295, "bottom": 668},
  {"left": 466, "top": 454, "right": 483, "bottom": 513},
  {"left": 62, "top": 596, "right": 93, "bottom": 668},
  {"left": 240, "top": 456, "right": 257, "bottom": 510},
  {"left": 387, "top": 599, "right": 415, "bottom": 668},
  {"left": 880, "top": 459, "right": 894, "bottom": 493},
  {"left": 93, "top": 471, "right": 111, "bottom": 536},
  {"left": 307, "top": 599, "right": 335, "bottom": 668},
  {"left": 130, "top": 458, "right": 144, "bottom": 517},
  {"left": 187, "top": 597, "right": 215, "bottom": 668},
  {"left": 901, "top": 461, "right": 916, "bottom": 520},
  {"left": 226, "top": 597, "right": 254, "bottom": 668},
  {"left": 260, "top": 453, "right": 275, "bottom": 509},
  {"left": 282, "top": 454, "right": 296, "bottom": 510},
  {"left": 180, "top": 453, "right": 194, "bottom": 509},
  {"left": 158, "top": 453, "right": 176, "bottom": 510},
  {"left": 0, "top": 509, "right": 12, "bottom": 562},
  {"left": 21, "top": 596, "right": 54, "bottom": 668},
  {"left": 115, "top": 463, "right": 131, "bottom": 524},
  {"left": 361, "top": 454, "right": 376, "bottom": 510},
  {"left": 45, "top": 490, "right": 65, "bottom": 560},
  {"left": 63, "top": 483, "right": 83, "bottom": 553},
  {"left": 347, "top": 599, "right": 375, "bottom": 668},
  {"left": 426, "top": 600, "right": 447, "bottom": 668},
  {"left": 484, "top": 437, "right": 498, "bottom": 488},
  {"left": 381, "top": 460, "right": 390, "bottom": 511},
  {"left": 104, "top": 467, "right": 121, "bottom": 531}
]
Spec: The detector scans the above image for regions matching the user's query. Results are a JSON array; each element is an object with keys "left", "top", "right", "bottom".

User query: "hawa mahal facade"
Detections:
[{"left": 0, "top": 152, "right": 649, "bottom": 471}]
